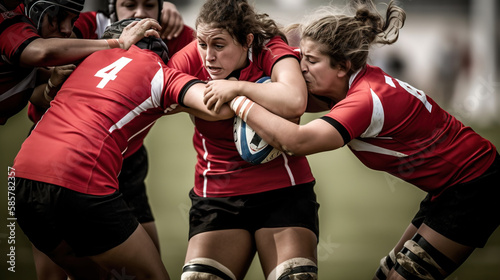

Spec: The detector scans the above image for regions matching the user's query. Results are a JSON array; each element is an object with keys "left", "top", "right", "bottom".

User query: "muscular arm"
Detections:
[
  {"left": 241, "top": 57, "right": 307, "bottom": 118},
  {"left": 18, "top": 18, "right": 161, "bottom": 67},
  {"left": 184, "top": 83, "right": 234, "bottom": 121},
  {"left": 238, "top": 100, "right": 344, "bottom": 156},
  {"left": 204, "top": 57, "right": 307, "bottom": 119},
  {"left": 19, "top": 38, "right": 110, "bottom": 67}
]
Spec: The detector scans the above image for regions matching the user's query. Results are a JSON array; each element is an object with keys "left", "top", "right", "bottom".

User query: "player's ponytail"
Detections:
[{"left": 298, "top": 0, "right": 406, "bottom": 74}]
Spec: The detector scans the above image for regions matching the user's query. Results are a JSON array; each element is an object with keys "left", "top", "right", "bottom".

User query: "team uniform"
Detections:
[
  {"left": 25, "top": 10, "right": 196, "bottom": 224},
  {"left": 168, "top": 37, "right": 318, "bottom": 238},
  {"left": 27, "top": 10, "right": 195, "bottom": 124},
  {"left": 13, "top": 45, "right": 200, "bottom": 255},
  {"left": 0, "top": 4, "right": 39, "bottom": 125},
  {"left": 321, "top": 64, "right": 499, "bottom": 247}
]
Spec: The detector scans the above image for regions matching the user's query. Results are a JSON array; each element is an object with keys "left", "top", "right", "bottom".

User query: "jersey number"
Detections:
[
  {"left": 95, "top": 57, "right": 133, "bottom": 88},
  {"left": 385, "top": 75, "right": 432, "bottom": 113}
]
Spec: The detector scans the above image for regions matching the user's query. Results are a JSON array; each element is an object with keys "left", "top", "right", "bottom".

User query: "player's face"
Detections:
[
  {"left": 300, "top": 38, "right": 347, "bottom": 102},
  {"left": 196, "top": 24, "right": 250, "bottom": 80},
  {"left": 40, "top": 10, "right": 79, "bottom": 38},
  {"left": 116, "top": 0, "right": 159, "bottom": 21}
]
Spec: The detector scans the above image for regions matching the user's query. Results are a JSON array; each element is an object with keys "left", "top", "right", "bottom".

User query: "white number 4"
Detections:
[{"left": 95, "top": 57, "right": 133, "bottom": 88}]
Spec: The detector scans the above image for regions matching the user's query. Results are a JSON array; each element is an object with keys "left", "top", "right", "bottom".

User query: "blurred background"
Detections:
[{"left": 1, "top": 0, "right": 499, "bottom": 279}]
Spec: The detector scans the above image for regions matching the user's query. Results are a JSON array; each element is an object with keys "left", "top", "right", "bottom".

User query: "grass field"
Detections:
[{"left": 1, "top": 107, "right": 499, "bottom": 279}]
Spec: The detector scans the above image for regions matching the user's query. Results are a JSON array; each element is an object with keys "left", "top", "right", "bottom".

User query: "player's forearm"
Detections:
[
  {"left": 245, "top": 102, "right": 308, "bottom": 155},
  {"left": 231, "top": 96, "right": 306, "bottom": 155},
  {"left": 185, "top": 82, "right": 235, "bottom": 121},
  {"left": 238, "top": 81, "right": 306, "bottom": 119},
  {"left": 19, "top": 38, "right": 110, "bottom": 67},
  {"left": 29, "top": 83, "right": 51, "bottom": 109}
]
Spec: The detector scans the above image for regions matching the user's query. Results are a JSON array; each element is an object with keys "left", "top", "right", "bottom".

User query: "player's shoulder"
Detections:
[{"left": 0, "top": 8, "right": 32, "bottom": 26}]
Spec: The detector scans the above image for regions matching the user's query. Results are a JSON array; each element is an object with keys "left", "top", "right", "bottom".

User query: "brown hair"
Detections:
[
  {"left": 295, "top": 0, "right": 406, "bottom": 73},
  {"left": 195, "top": 0, "right": 287, "bottom": 55}
]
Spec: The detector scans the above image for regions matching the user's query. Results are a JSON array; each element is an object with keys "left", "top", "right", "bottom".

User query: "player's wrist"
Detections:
[
  {"left": 44, "top": 78, "right": 59, "bottom": 101},
  {"left": 106, "top": 39, "right": 124, "bottom": 49},
  {"left": 230, "top": 96, "right": 254, "bottom": 122}
]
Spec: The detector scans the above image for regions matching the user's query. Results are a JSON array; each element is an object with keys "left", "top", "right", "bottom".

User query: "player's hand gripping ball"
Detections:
[{"left": 233, "top": 77, "right": 282, "bottom": 164}]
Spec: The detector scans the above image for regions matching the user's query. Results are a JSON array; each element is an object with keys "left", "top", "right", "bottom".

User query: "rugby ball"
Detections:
[{"left": 233, "top": 76, "right": 282, "bottom": 164}]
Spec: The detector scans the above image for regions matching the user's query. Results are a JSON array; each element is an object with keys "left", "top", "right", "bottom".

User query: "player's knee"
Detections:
[
  {"left": 181, "top": 258, "right": 236, "bottom": 280},
  {"left": 374, "top": 250, "right": 396, "bottom": 280},
  {"left": 267, "top": 257, "right": 318, "bottom": 280},
  {"left": 394, "top": 234, "right": 458, "bottom": 280}
]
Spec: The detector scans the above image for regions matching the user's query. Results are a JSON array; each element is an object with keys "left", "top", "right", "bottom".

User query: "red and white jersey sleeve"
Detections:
[
  {"left": 167, "top": 40, "right": 207, "bottom": 80},
  {"left": 13, "top": 46, "right": 198, "bottom": 195},
  {"left": 323, "top": 65, "right": 497, "bottom": 195},
  {"left": 73, "top": 11, "right": 110, "bottom": 39},
  {"left": 169, "top": 36, "right": 314, "bottom": 197},
  {"left": 0, "top": 5, "right": 39, "bottom": 124}
]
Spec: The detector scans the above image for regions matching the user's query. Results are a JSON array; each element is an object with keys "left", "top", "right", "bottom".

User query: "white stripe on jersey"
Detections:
[
  {"left": 360, "top": 89, "right": 384, "bottom": 138},
  {"left": 109, "top": 65, "right": 163, "bottom": 134},
  {"left": 95, "top": 13, "right": 111, "bottom": 39},
  {"left": 348, "top": 139, "right": 407, "bottom": 157},
  {"left": 151, "top": 62, "right": 164, "bottom": 107},
  {"left": 350, "top": 87, "right": 405, "bottom": 157},
  {"left": 201, "top": 136, "right": 210, "bottom": 197},
  {"left": 281, "top": 153, "right": 296, "bottom": 186},
  {"left": 0, "top": 68, "right": 36, "bottom": 102}
]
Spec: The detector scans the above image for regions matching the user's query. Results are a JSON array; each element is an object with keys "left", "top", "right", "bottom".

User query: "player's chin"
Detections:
[{"left": 306, "top": 84, "right": 317, "bottom": 95}]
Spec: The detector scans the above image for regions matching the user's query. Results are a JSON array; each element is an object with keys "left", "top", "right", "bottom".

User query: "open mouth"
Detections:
[{"left": 206, "top": 65, "right": 223, "bottom": 74}]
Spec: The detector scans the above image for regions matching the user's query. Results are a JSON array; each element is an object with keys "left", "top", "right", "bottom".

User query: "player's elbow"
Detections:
[
  {"left": 20, "top": 39, "right": 62, "bottom": 67},
  {"left": 275, "top": 136, "right": 309, "bottom": 157},
  {"left": 215, "top": 105, "right": 235, "bottom": 120},
  {"left": 281, "top": 92, "right": 307, "bottom": 119}
]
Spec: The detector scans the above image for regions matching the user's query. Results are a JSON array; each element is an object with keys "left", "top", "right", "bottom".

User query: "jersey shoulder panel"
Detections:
[
  {"left": 73, "top": 11, "right": 110, "bottom": 39},
  {"left": 167, "top": 41, "right": 207, "bottom": 79},
  {"left": 255, "top": 36, "right": 299, "bottom": 75}
]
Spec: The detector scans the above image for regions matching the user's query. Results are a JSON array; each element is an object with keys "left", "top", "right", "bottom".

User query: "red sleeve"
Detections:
[
  {"left": 0, "top": 12, "right": 40, "bottom": 64},
  {"left": 27, "top": 102, "right": 46, "bottom": 123},
  {"left": 256, "top": 36, "right": 300, "bottom": 76},
  {"left": 73, "top": 11, "right": 98, "bottom": 39},
  {"left": 165, "top": 25, "right": 195, "bottom": 56},
  {"left": 162, "top": 66, "right": 200, "bottom": 108},
  {"left": 167, "top": 40, "right": 207, "bottom": 79},
  {"left": 323, "top": 87, "right": 374, "bottom": 140}
]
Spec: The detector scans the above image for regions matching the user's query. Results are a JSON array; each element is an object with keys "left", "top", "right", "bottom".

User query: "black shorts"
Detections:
[
  {"left": 188, "top": 181, "right": 319, "bottom": 240},
  {"left": 15, "top": 178, "right": 139, "bottom": 257},
  {"left": 119, "top": 145, "right": 154, "bottom": 223},
  {"left": 412, "top": 153, "right": 500, "bottom": 248},
  {"left": 30, "top": 125, "right": 153, "bottom": 224}
]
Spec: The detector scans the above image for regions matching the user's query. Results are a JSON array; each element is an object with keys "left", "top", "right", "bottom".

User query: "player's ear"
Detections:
[
  {"left": 245, "top": 33, "right": 254, "bottom": 49},
  {"left": 337, "top": 60, "right": 351, "bottom": 78}
]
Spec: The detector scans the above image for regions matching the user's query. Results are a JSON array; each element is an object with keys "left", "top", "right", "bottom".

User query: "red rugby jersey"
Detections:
[
  {"left": 0, "top": 4, "right": 39, "bottom": 124},
  {"left": 323, "top": 65, "right": 496, "bottom": 195},
  {"left": 27, "top": 10, "right": 196, "bottom": 140},
  {"left": 14, "top": 46, "right": 198, "bottom": 195},
  {"left": 28, "top": 12, "right": 194, "bottom": 140},
  {"left": 168, "top": 37, "right": 315, "bottom": 197}
]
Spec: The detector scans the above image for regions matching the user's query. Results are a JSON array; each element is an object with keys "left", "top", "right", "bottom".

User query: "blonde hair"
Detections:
[{"left": 289, "top": 0, "right": 406, "bottom": 73}]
